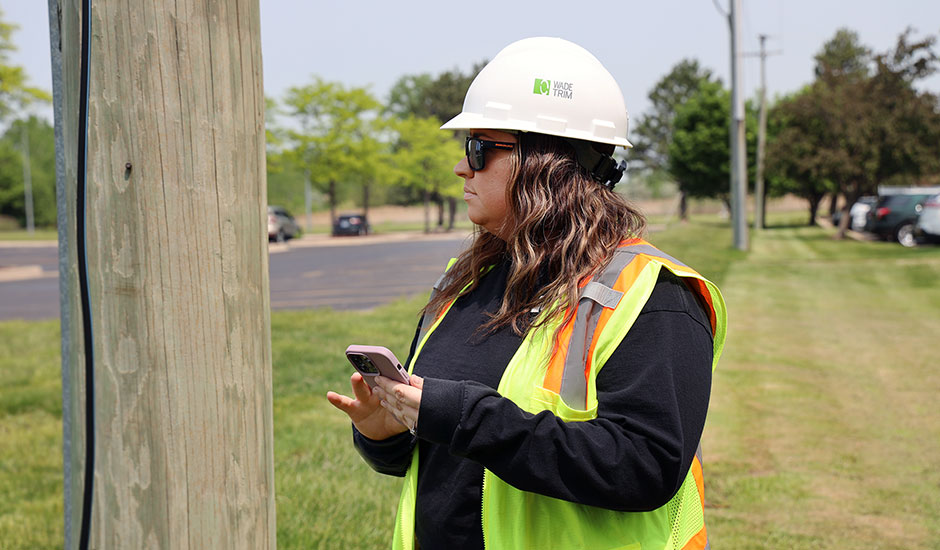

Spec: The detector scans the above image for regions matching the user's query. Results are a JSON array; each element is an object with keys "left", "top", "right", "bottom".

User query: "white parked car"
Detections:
[
  {"left": 914, "top": 193, "right": 940, "bottom": 244},
  {"left": 268, "top": 206, "right": 301, "bottom": 242},
  {"left": 849, "top": 196, "right": 877, "bottom": 231},
  {"left": 832, "top": 196, "right": 876, "bottom": 231}
]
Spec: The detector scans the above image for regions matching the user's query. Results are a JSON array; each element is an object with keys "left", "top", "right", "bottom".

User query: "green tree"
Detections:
[
  {"left": 386, "top": 63, "right": 485, "bottom": 123},
  {"left": 0, "top": 8, "right": 50, "bottom": 124},
  {"left": 668, "top": 81, "right": 757, "bottom": 213},
  {"left": 0, "top": 8, "right": 53, "bottom": 229},
  {"left": 768, "top": 28, "right": 940, "bottom": 237},
  {"left": 387, "top": 116, "right": 462, "bottom": 232},
  {"left": 281, "top": 78, "right": 385, "bottom": 227},
  {"left": 0, "top": 116, "right": 57, "bottom": 227},
  {"left": 813, "top": 27, "right": 872, "bottom": 219},
  {"left": 386, "top": 63, "right": 484, "bottom": 228},
  {"left": 630, "top": 59, "right": 718, "bottom": 220},
  {"left": 813, "top": 28, "right": 871, "bottom": 79},
  {"left": 766, "top": 88, "right": 838, "bottom": 225}
]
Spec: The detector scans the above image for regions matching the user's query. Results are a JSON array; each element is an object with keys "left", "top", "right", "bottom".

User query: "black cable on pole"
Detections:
[{"left": 76, "top": 0, "right": 95, "bottom": 547}]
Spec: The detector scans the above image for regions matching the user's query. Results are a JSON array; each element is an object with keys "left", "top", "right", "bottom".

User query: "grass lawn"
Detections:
[
  {"left": 1, "top": 214, "right": 938, "bottom": 549},
  {"left": 680, "top": 216, "right": 940, "bottom": 549}
]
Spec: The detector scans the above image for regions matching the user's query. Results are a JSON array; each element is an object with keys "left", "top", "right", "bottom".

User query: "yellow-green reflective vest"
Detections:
[{"left": 392, "top": 239, "right": 727, "bottom": 550}]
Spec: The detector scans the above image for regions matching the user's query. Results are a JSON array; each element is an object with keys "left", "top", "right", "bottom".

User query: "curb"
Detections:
[
  {"left": 0, "top": 265, "right": 55, "bottom": 283},
  {"left": 0, "top": 240, "right": 58, "bottom": 248},
  {"left": 267, "top": 230, "right": 473, "bottom": 253}
]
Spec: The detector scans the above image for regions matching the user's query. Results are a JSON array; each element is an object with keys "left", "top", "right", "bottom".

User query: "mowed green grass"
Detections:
[
  {"left": 670, "top": 218, "right": 940, "bottom": 549},
  {"left": 1, "top": 214, "right": 938, "bottom": 549}
]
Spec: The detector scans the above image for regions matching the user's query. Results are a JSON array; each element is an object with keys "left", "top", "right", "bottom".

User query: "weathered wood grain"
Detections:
[{"left": 52, "top": 0, "right": 275, "bottom": 547}]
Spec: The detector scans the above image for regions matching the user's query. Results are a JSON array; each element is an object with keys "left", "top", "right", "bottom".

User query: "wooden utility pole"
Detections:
[
  {"left": 50, "top": 1, "right": 276, "bottom": 548},
  {"left": 748, "top": 34, "right": 781, "bottom": 231},
  {"left": 754, "top": 35, "right": 769, "bottom": 231},
  {"left": 21, "top": 121, "right": 35, "bottom": 234},
  {"left": 304, "top": 169, "right": 314, "bottom": 232}
]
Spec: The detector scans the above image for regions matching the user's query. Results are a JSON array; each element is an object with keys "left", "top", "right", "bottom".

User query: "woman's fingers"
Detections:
[
  {"left": 327, "top": 372, "right": 410, "bottom": 440},
  {"left": 375, "top": 376, "right": 420, "bottom": 406},
  {"left": 349, "top": 372, "right": 375, "bottom": 403},
  {"left": 374, "top": 375, "right": 421, "bottom": 434},
  {"left": 326, "top": 390, "right": 355, "bottom": 413}
]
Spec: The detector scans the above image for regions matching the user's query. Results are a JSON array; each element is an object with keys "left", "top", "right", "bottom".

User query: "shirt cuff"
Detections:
[
  {"left": 353, "top": 425, "right": 414, "bottom": 451},
  {"left": 417, "top": 377, "right": 466, "bottom": 444}
]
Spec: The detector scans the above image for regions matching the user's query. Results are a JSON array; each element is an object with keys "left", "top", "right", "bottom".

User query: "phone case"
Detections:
[{"left": 345, "top": 344, "right": 410, "bottom": 388}]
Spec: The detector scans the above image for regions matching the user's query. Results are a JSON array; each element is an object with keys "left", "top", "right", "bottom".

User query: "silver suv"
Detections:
[
  {"left": 268, "top": 206, "right": 301, "bottom": 242},
  {"left": 914, "top": 193, "right": 940, "bottom": 244}
]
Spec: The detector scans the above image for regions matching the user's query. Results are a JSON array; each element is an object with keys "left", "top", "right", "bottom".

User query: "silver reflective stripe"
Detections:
[
  {"left": 558, "top": 250, "right": 639, "bottom": 409},
  {"left": 558, "top": 298, "right": 597, "bottom": 409},
  {"left": 698, "top": 442, "right": 710, "bottom": 550},
  {"left": 417, "top": 311, "right": 434, "bottom": 348},
  {"left": 417, "top": 272, "right": 450, "bottom": 346},
  {"left": 580, "top": 281, "right": 624, "bottom": 309},
  {"left": 620, "top": 243, "right": 690, "bottom": 270}
]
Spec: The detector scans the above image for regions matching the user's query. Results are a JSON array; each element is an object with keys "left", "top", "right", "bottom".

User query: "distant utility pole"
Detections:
[
  {"left": 21, "top": 122, "right": 35, "bottom": 234},
  {"left": 715, "top": 0, "right": 749, "bottom": 250},
  {"left": 747, "top": 34, "right": 782, "bottom": 230},
  {"left": 304, "top": 168, "right": 314, "bottom": 231},
  {"left": 50, "top": 1, "right": 276, "bottom": 548}
]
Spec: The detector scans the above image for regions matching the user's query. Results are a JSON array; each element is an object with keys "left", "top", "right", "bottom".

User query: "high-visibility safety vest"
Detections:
[{"left": 392, "top": 239, "right": 727, "bottom": 550}]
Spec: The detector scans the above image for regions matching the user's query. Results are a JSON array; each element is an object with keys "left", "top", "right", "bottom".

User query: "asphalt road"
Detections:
[{"left": 0, "top": 232, "right": 472, "bottom": 321}]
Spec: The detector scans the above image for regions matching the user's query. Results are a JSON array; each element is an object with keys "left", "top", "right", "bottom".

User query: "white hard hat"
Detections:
[{"left": 442, "top": 37, "right": 632, "bottom": 148}]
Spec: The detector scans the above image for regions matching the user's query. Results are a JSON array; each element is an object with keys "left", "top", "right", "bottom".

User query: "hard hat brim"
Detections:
[{"left": 441, "top": 112, "right": 633, "bottom": 148}]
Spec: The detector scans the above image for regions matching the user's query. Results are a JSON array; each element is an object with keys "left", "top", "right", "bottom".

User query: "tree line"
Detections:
[
  {"left": 629, "top": 27, "right": 940, "bottom": 238},
  {"left": 265, "top": 62, "right": 485, "bottom": 233},
  {"left": 1, "top": 12, "right": 937, "bottom": 239},
  {"left": 0, "top": 7, "right": 53, "bottom": 230}
]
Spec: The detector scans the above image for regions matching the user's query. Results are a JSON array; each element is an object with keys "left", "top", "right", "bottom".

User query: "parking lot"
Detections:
[{"left": 0, "top": 231, "right": 472, "bottom": 321}]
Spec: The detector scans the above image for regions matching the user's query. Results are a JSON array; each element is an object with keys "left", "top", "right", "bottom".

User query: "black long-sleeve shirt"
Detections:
[{"left": 354, "top": 259, "right": 714, "bottom": 549}]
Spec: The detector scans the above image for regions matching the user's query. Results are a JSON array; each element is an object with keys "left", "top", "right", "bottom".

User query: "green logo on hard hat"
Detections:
[
  {"left": 533, "top": 78, "right": 574, "bottom": 99},
  {"left": 533, "top": 78, "right": 551, "bottom": 95}
]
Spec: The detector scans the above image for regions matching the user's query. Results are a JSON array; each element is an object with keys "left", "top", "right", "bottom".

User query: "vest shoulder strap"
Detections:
[
  {"left": 416, "top": 267, "right": 452, "bottom": 348},
  {"left": 556, "top": 241, "right": 713, "bottom": 410}
]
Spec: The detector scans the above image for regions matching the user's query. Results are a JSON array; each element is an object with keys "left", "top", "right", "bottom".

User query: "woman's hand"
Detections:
[
  {"left": 327, "top": 373, "right": 423, "bottom": 440},
  {"left": 373, "top": 374, "right": 424, "bottom": 435}
]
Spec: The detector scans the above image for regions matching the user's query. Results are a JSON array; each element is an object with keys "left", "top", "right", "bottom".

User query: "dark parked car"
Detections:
[
  {"left": 268, "top": 206, "right": 301, "bottom": 242},
  {"left": 332, "top": 214, "right": 370, "bottom": 236},
  {"left": 863, "top": 192, "right": 934, "bottom": 247}
]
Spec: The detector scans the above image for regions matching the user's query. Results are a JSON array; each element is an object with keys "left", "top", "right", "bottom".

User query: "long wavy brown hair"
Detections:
[{"left": 423, "top": 132, "right": 647, "bottom": 336}]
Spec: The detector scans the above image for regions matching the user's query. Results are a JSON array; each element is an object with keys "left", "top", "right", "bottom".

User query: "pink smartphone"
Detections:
[{"left": 345, "top": 345, "right": 410, "bottom": 389}]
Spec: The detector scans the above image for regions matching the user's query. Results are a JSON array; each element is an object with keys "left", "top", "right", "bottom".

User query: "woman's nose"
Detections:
[{"left": 454, "top": 156, "right": 472, "bottom": 179}]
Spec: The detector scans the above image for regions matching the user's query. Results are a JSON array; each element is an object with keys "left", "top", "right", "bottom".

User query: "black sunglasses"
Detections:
[{"left": 465, "top": 136, "right": 516, "bottom": 171}]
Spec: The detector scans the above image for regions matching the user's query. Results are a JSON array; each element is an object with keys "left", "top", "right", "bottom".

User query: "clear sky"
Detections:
[{"left": 4, "top": 1, "right": 939, "bottom": 126}]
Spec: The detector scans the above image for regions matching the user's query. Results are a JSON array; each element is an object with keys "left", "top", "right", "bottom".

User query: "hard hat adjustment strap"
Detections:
[{"left": 566, "top": 138, "right": 626, "bottom": 189}]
